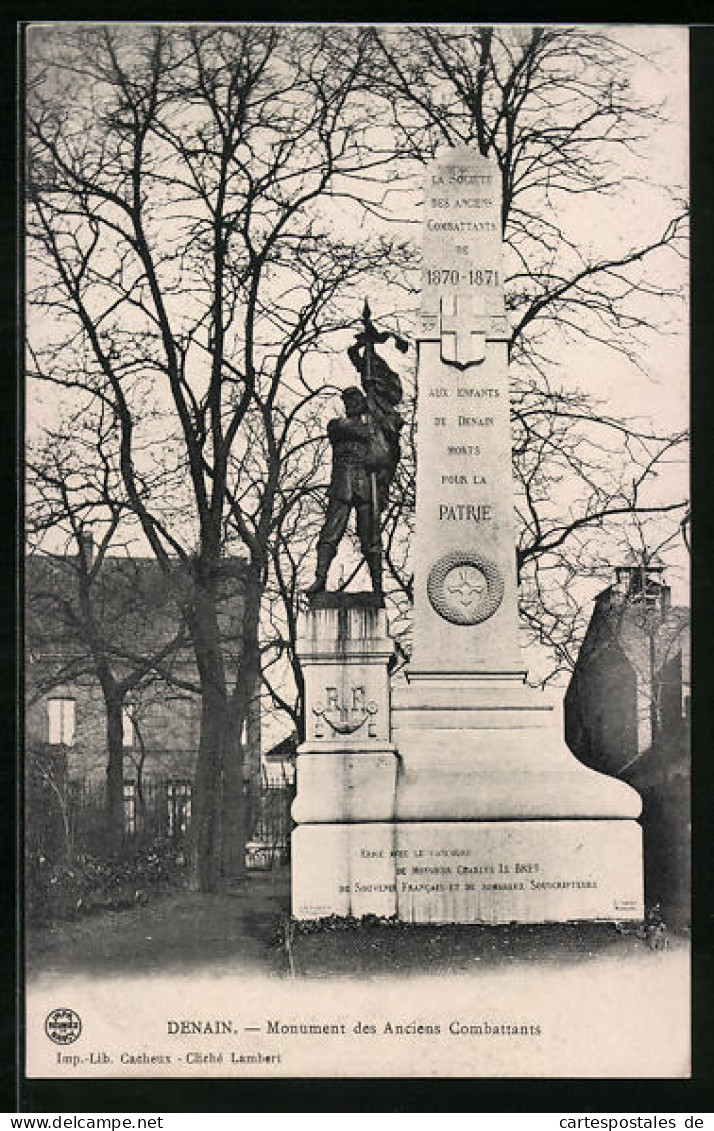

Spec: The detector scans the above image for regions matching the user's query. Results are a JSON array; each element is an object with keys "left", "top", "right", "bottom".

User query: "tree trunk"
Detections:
[
  {"left": 220, "top": 727, "right": 247, "bottom": 880},
  {"left": 188, "top": 575, "right": 231, "bottom": 892},
  {"left": 224, "top": 565, "right": 264, "bottom": 879},
  {"left": 191, "top": 677, "right": 229, "bottom": 891},
  {"left": 105, "top": 694, "right": 125, "bottom": 855}
]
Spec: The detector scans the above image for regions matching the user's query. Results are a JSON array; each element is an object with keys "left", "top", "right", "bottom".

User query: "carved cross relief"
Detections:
[
  {"left": 439, "top": 295, "right": 488, "bottom": 367},
  {"left": 418, "top": 296, "right": 490, "bottom": 369}
]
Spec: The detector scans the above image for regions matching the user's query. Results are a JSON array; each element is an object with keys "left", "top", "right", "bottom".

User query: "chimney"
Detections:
[{"left": 614, "top": 554, "right": 669, "bottom": 613}]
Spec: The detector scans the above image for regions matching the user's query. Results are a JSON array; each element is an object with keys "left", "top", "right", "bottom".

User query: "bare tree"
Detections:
[
  {"left": 368, "top": 25, "right": 688, "bottom": 669},
  {"left": 511, "top": 387, "right": 687, "bottom": 680},
  {"left": 372, "top": 26, "right": 686, "bottom": 361},
  {"left": 26, "top": 25, "right": 689, "bottom": 884},
  {"left": 27, "top": 422, "right": 191, "bottom": 851},
  {"left": 26, "top": 24, "right": 410, "bottom": 889}
]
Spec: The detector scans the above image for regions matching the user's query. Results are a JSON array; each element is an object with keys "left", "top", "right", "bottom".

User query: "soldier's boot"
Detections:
[{"left": 305, "top": 544, "right": 335, "bottom": 597}]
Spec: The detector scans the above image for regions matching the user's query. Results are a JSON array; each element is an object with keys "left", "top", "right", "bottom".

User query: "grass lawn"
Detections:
[
  {"left": 26, "top": 865, "right": 687, "bottom": 980},
  {"left": 26, "top": 868, "right": 291, "bottom": 978}
]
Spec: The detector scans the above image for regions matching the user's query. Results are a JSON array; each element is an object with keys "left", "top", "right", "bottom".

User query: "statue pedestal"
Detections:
[{"left": 291, "top": 595, "right": 399, "bottom": 915}]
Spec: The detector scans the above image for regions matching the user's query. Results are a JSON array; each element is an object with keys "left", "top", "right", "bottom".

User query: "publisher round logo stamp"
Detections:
[{"left": 45, "top": 1008, "right": 82, "bottom": 1045}]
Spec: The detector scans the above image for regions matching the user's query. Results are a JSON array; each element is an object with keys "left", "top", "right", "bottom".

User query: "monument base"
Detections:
[
  {"left": 292, "top": 819, "right": 643, "bottom": 924},
  {"left": 391, "top": 671, "right": 642, "bottom": 820}
]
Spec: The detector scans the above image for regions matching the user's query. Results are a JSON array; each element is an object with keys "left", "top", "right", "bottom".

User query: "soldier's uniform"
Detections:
[
  {"left": 307, "top": 321, "right": 406, "bottom": 598},
  {"left": 315, "top": 413, "right": 380, "bottom": 578}
]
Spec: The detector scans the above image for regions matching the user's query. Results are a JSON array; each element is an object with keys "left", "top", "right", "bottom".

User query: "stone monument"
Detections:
[{"left": 292, "top": 149, "right": 644, "bottom": 925}]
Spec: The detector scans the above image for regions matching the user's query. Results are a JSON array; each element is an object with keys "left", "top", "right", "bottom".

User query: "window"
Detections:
[
  {"left": 47, "top": 698, "right": 76, "bottom": 746},
  {"left": 122, "top": 705, "right": 135, "bottom": 748},
  {"left": 123, "top": 781, "right": 137, "bottom": 836},
  {"left": 167, "top": 780, "right": 192, "bottom": 838}
]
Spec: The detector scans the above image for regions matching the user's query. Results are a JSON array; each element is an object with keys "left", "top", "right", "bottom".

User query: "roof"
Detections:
[
  {"left": 572, "top": 585, "right": 689, "bottom": 684},
  {"left": 26, "top": 552, "right": 247, "bottom": 665},
  {"left": 263, "top": 733, "right": 297, "bottom": 762}
]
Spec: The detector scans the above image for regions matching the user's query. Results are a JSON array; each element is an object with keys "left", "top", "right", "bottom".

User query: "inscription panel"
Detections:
[
  {"left": 419, "top": 154, "right": 509, "bottom": 543},
  {"left": 421, "top": 150, "right": 504, "bottom": 318},
  {"left": 292, "top": 821, "right": 644, "bottom": 924},
  {"left": 419, "top": 362, "right": 512, "bottom": 551}
]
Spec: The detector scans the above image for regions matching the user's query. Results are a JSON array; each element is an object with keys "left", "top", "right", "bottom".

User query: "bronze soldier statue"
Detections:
[{"left": 306, "top": 302, "right": 407, "bottom": 599}]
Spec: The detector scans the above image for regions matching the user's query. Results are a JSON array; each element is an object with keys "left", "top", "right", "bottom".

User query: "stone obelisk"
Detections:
[{"left": 411, "top": 149, "right": 520, "bottom": 673}]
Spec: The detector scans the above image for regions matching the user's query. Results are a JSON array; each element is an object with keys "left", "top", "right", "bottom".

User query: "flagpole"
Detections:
[{"left": 362, "top": 299, "right": 382, "bottom": 598}]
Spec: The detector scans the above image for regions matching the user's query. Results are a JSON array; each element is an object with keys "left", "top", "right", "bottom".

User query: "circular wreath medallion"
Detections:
[{"left": 427, "top": 550, "right": 504, "bottom": 625}]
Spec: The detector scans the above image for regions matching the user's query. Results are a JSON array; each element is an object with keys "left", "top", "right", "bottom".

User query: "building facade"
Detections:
[{"left": 25, "top": 543, "right": 262, "bottom": 857}]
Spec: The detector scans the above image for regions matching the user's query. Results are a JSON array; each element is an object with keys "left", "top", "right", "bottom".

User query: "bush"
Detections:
[{"left": 26, "top": 838, "right": 187, "bottom": 927}]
